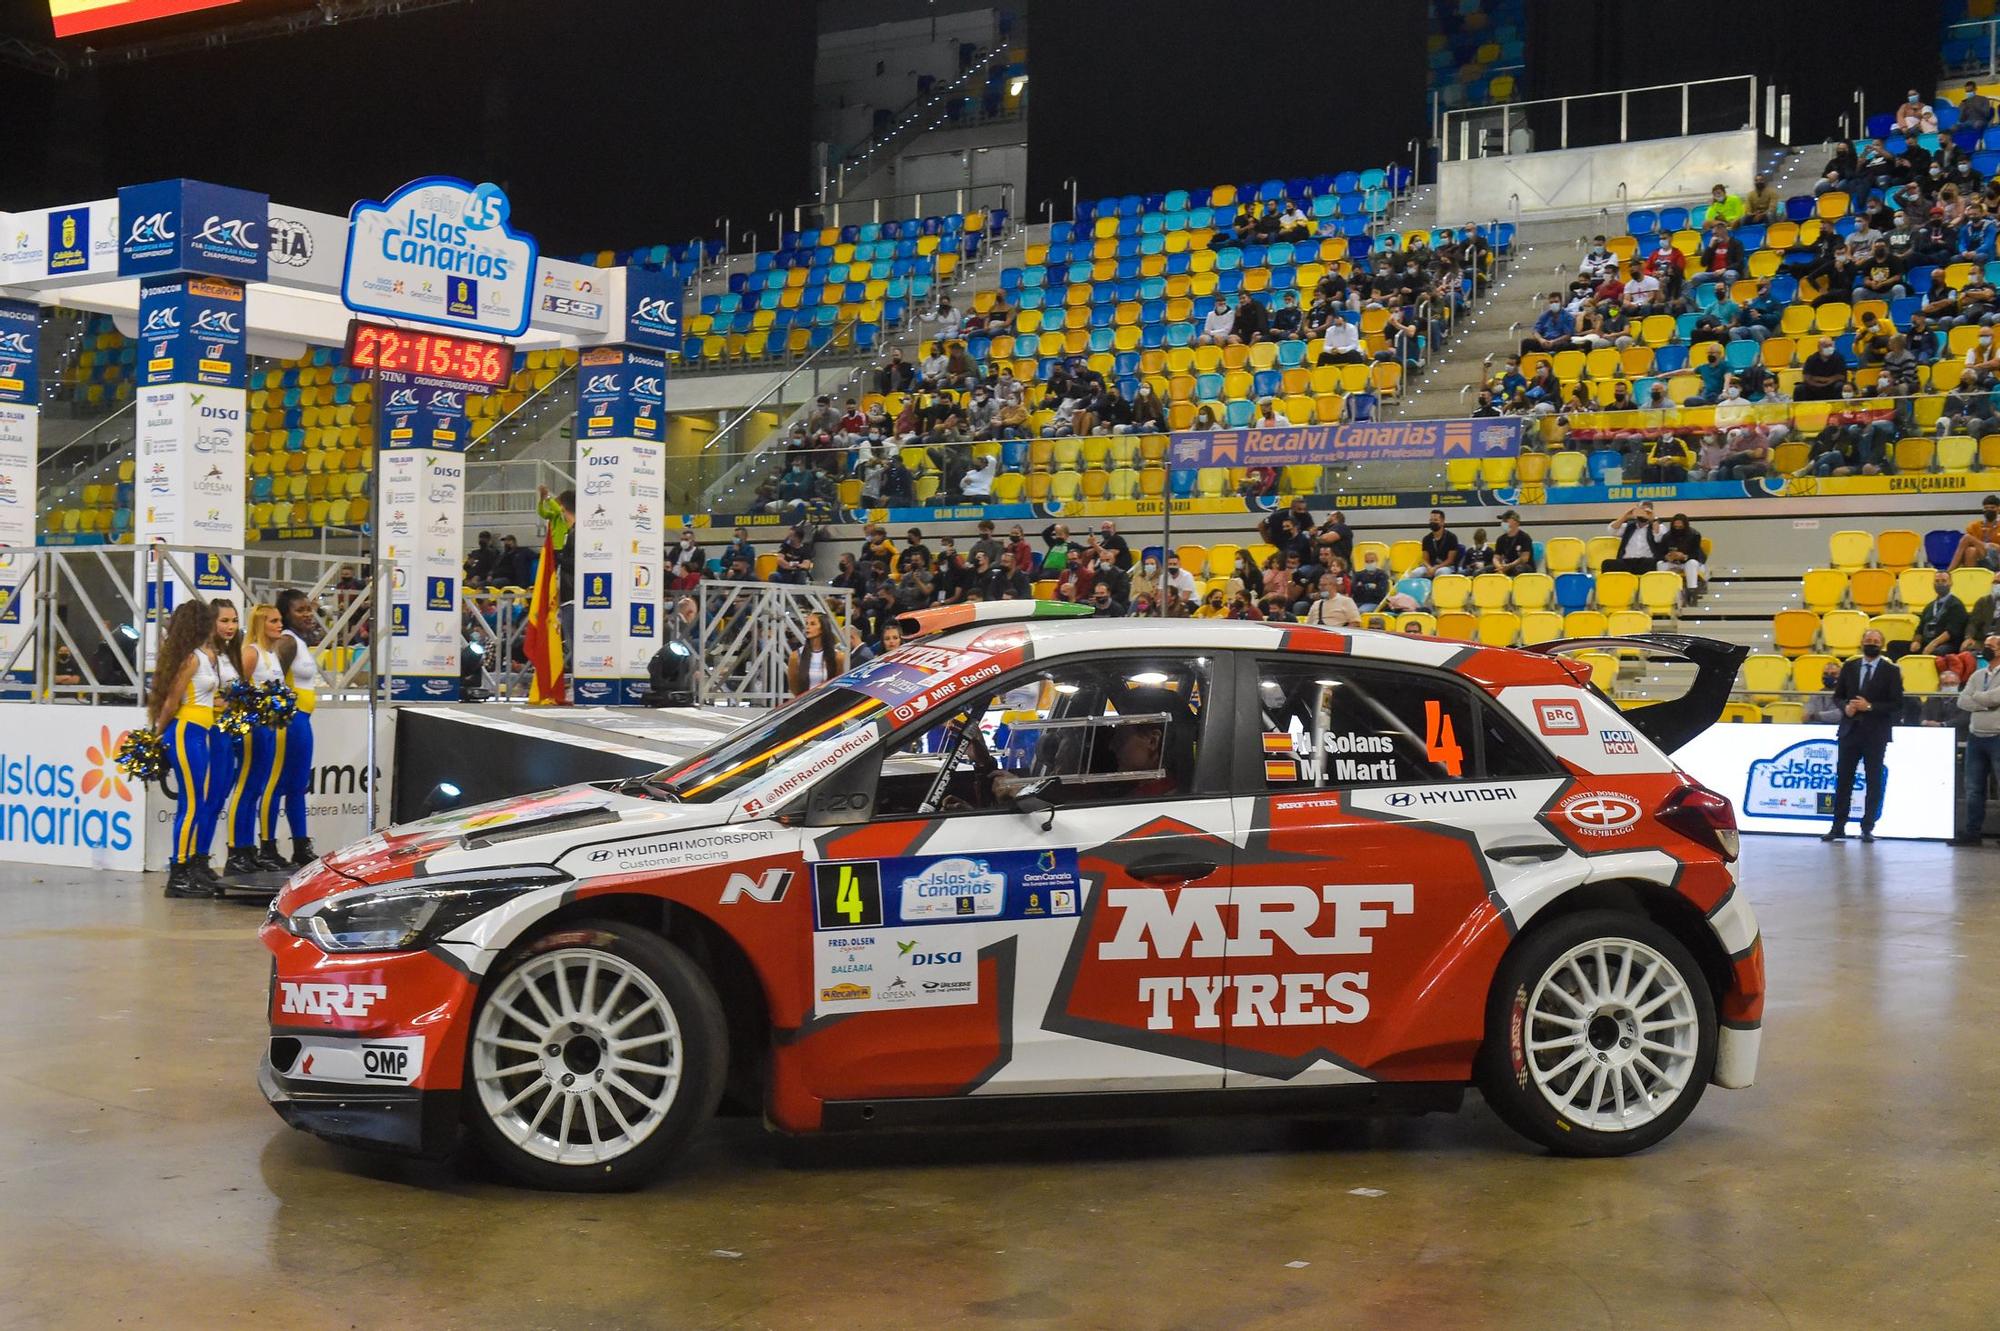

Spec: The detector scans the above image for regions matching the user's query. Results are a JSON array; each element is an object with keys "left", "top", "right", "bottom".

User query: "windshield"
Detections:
[{"left": 650, "top": 687, "right": 886, "bottom": 804}]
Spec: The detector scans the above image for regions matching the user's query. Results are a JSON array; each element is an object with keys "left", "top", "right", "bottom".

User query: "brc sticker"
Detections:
[{"left": 1533, "top": 698, "right": 1589, "bottom": 736}]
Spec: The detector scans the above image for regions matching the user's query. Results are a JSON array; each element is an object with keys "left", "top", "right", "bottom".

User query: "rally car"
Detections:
[{"left": 260, "top": 602, "right": 1764, "bottom": 1190}]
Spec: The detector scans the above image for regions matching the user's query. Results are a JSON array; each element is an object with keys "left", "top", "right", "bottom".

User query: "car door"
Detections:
[
  {"left": 792, "top": 649, "right": 1238, "bottom": 1100},
  {"left": 1220, "top": 654, "right": 1569, "bottom": 1089}
]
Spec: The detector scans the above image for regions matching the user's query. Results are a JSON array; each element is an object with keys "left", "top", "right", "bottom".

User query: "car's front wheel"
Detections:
[
  {"left": 465, "top": 921, "right": 727, "bottom": 1190},
  {"left": 1479, "top": 909, "right": 1716, "bottom": 1156}
]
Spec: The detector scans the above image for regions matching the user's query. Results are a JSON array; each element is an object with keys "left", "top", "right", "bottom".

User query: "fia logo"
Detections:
[{"left": 267, "top": 217, "right": 314, "bottom": 267}]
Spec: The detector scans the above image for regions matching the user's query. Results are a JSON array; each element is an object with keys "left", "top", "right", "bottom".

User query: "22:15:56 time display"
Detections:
[{"left": 345, "top": 321, "right": 512, "bottom": 389}]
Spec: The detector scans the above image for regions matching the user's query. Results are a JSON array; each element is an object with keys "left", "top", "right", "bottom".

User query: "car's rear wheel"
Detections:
[
  {"left": 465, "top": 921, "right": 726, "bottom": 1190},
  {"left": 1479, "top": 909, "right": 1716, "bottom": 1157}
]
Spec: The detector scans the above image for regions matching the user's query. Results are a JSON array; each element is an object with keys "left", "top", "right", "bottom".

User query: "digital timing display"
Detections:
[{"left": 345, "top": 320, "right": 513, "bottom": 390}]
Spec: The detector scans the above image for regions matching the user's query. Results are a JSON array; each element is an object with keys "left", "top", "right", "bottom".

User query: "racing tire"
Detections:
[
  {"left": 1478, "top": 910, "right": 1716, "bottom": 1157},
  {"left": 464, "top": 921, "right": 728, "bottom": 1191}
]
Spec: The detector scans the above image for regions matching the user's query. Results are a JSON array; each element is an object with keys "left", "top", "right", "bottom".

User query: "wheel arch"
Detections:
[
  {"left": 481, "top": 892, "right": 773, "bottom": 1116},
  {"left": 1503, "top": 877, "right": 1734, "bottom": 1017}
]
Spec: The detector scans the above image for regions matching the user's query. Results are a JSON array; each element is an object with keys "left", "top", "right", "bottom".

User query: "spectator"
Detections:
[
  {"left": 771, "top": 524, "right": 813, "bottom": 584},
  {"left": 1041, "top": 521, "right": 1083, "bottom": 573},
  {"left": 1707, "top": 183, "right": 1745, "bottom": 227},
  {"left": 1957, "top": 635, "right": 2000, "bottom": 843},
  {"left": 1949, "top": 494, "right": 2000, "bottom": 571},
  {"left": 1604, "top": 502, "right": 1662, "bottom": 575},
  {"left": 670, "top": 527, "right": 705, "bottom": 577},
  {"left": 1494, "top": 511, "right": 1535, "bottom": 574},
  {"left": 1520, "top": 294, "right": 1575, "bottom": 354},
  {"left": 1918, "top": 571, "right": 1969, "bottom": 656},
  {"left": 1162, "top": 554, "right": 1197, "bottom": 602},
  {"left": 1823, "top": 629, "right": 1904, "bottom": 841},
  {"left": 785, "top": 611, "right": 846, "bottom": 698},
  {"left": 1319, "top": 311, "right": 1365, "bottom": 364},
  {"left": 1795, "top": 338, "right": 1850, "bottom": 402},
  {"left": 1007, "top": 524, "right": 1036, "bottom": 573},
  {"left": 1416, "top": 509, "right": 1461, "bottom": 579},
  {"left": 981, "top": 550, "right": 1031, "bottom": 601},
  {"left": 1094, "top": 521, "right": 1133, "bottom": 571},
  {"left": 1234, "top": 292, "right": 1270, "bottom": 344},
  {"left": 1894, "top": 89, "right": 1938, "bottom": 134},
  {"left": 1685, "top": 224, "right": 1743, "bottom": 295},
  {"left": 874, "top": 348, "right": 914, "bottom": 396},
  {"left": 853, "top": 623, "right": 903, "bottom": 666},
  {"left": 1805, "top": 663, "right": 1845, "bottom": 723},
  {"left": 1089, "top": 582, "right": 1126, "bottom": 618},
  {"left": 1961, "top": 81, "right": 1996, "bottom": 136},
  {"left": 1192, "top": 589, "right": 1228, "bottom": 618},
  {"left": 465, "top": 531, "right": 500, "bottom": 585},
  {"left": 958, "top": 453, "right": 997, "bottom": 501},
  {"left": 1743, "top": 174, "right": 1781, "bottom": 224},
  {"left": 1922, "top": 670, "right": 1969, "bottom": 729},
  {"left": 1302, "top": 572, "right": 1361, "bottom": 626},
  {"left": 1658, "top": 513, "right": 1707, "bottom": 601},
  {"left": 1352, "top": 549, "right": 1389, "bottom": 610},
  {"left": 1130, "top": 554, "right": 1159, "bottom": 605},
  {"left": 1197, "top": 295, "right": 1238, "bottom": 347}
]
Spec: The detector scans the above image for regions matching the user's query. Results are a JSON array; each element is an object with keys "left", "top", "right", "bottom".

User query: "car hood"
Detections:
[{"left": 278, "top": 783, "right": 737, "bottom": 912}]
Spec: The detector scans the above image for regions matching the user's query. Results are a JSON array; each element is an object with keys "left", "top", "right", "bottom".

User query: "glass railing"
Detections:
[{"left": 1441, "top": 75, "right": 1762, "bottom": 161}]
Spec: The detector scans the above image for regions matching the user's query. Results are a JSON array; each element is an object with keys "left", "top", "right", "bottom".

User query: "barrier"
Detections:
[{"left": 695, "top": 580, "right": 853, "bottom": 708}]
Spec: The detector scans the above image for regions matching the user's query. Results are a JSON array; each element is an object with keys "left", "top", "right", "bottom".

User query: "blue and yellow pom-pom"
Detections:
[
  {"left": 216, "top": 680, "right": 259, "bottom": 739},
  {"left": 255, "top": 682, "right": 298, "bottom": 728},
  {"left": 114, "top": 728, "right": 167, "bottom": 785}
]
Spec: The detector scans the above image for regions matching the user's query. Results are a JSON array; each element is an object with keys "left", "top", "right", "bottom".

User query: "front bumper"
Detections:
[{"left": 260, "top": 1052, "right": 462, "bottom": 1158}]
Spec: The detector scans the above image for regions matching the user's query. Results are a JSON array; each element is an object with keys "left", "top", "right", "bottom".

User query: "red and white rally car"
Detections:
[{"left": 261, "top": 602, "right": 1764, "bottom": 1190}]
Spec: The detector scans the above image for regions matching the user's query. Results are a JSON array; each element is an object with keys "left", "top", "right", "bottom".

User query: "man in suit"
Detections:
[{"left": 1823, "top": 629, "right": 1905, "bottom": 842}]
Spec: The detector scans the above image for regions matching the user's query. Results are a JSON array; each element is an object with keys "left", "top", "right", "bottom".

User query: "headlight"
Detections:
[{"left": 285, "top": 870, "right": 566, "bottom": 954}]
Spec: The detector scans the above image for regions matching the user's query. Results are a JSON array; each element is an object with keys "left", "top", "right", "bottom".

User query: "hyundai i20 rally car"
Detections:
[{"left": 261, "top": 602, "right": 1764, "bottom": 1190}]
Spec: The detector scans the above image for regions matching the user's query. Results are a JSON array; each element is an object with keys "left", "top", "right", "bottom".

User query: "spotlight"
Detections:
[{"left": 422, "top": 781, "right": 464, "bottom": 816}]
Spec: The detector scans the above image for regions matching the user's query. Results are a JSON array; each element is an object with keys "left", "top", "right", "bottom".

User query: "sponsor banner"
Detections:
[
  {"left": 534, "top": 259, "right": 612, "bottom": 336},
  {"left": 343, "top": 177, "right": 537, "bottom": 336},
  {"left": 262, "top": 205, "right": 347, "bottom": 293},
  {"left": 0, "top": 201, "right": 119, "bottom": 285},
  {"left": 1675, "top": 723, "right": 1954, "bottom": 841},
  {"left": 622, "top": 265, "right": 684, "bottom": 352},
  {"left": 144, "top": 704, "right": 387, "bottom": 870},
  {"left": 1168, "top": 417, "right": 1521, "bottom": 470},
  {"left": 572, "top": 430, "right": 662, "bottom": 695},
  {"left": 813, "top": 924, "right": 979, "bottom": 1013},
  {"left": 0, "top": 704, "right": 147, "bottom": 870},
  {"left": 380, "top": 444, "right": 464, "bottom": 698},
  {"left": 0, "top": 403, "right": 38, "bottom": 548},
  {"left": 0, "top": 300, "right": 40, "bottom": 407},
  {"left": 136, "top": 276, "right": 247, "bottom": 388},
  {"left": 375, "top": 368, "right": 474, "bottom": 451},
  {"left": 117, "top": 179, "right": 269, "bottom": 283},
  {"left": 575, "top": 346, "right": 666, "bottom": 441},
  {"left": 812, "top": 849, "right": 1082, "bottom": 931},
  {"left": 133, "top": 383, "right": 246, "bottom": 554}
]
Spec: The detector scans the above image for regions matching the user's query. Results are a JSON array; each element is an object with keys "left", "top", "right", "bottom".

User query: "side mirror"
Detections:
[{"left": 1010, "top": 777, "right": 1057, "bottom": 831}]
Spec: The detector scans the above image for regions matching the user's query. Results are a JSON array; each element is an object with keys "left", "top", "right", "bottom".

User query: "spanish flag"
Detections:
[{"left": 524, "top": 528, "right": 565, "bottom": 705}]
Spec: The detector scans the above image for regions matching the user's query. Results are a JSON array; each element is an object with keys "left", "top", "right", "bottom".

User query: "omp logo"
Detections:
[
  {"left": 190, "top": 308, "right": 241, "bottom": 336},
  {"left": 583, "top": 373, "right": 621, "bottom": 395},
  {"left": 194, "top": 215, "right": 258, "bottom": 250},
  {"left": 1558, "top": 792, "right": 1642, "bottom": 835},
  {"left": 141, "top": 306, "right": 181, "bottom": 336},
  {"left": 0, "top": 331, "right": 33, "bottom": 356},
  {"left": 278, "top": 981, "right": 387, "bottom": 1018},
  {"left": 126, "top": 212, "right": 176, "bottom": 244},
  {"left": 386, "top": 388, "right": 420, "bottom": 411},
  {"left": 632, "top": 295, "right": 679, "bottom": 330},
  {"left": 719, "top": 868, "right": 793, "bottom": 904}
]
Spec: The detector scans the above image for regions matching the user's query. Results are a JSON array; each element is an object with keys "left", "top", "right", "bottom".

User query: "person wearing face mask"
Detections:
[
  {"left": 1918, "top": 570, "right": 1970, "bottom": 659},
  {"left": 1130, "top": 556, "right": 1159, "bottom": 606},
  {"left": 1955, "top": 636, "right": 2000, "bottom": 843},
  {"left": 1795, "top": 337, "right": 1850, "bottom": 402},
  {"left": 1193, "top": 589, "right": 1228, "bottom": 619},
  {"left": 1520, "top": 293, "right": 1575, "bottom": 355},
  {"left": 1823, "top": 630, "right": 1905, "bottom": 842},
  {"left": 1352, "top": 552, "right": 1390, "bottom": 612},
  {"left": 1923, "top": 670, "right": 1970, "bottom": 729},
  {"left": 1805, "top": 664, "right": 1846, "bottom": 725},
  {"left": 1417, "top": 510, "right": 1462, "bottom": 579}
]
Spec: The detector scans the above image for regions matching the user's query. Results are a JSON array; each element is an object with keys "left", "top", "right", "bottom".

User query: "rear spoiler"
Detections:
[{"left": 1528, "top": 633, "right": 1749, "bottom": 753}]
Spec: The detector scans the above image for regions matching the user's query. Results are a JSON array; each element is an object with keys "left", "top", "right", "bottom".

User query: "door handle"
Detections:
[
  {"left": 1484, "top": 841, "right": 1566, "bottom": 864},
  {"left": 1129, "top": 855, "right": 1218, "bottom": 883}
]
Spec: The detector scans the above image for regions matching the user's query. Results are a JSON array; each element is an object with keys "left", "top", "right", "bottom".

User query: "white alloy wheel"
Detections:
[
  {"left": 1522, "top": 937, "right": 1700, "bottom": 1133},
  {"left": 472, "top": 947, "right": 684, "bottom": 1166}
]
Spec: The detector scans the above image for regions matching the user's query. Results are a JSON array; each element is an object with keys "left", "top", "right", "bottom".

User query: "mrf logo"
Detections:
[
  {"left": 278, "top": 981, "right": 387, "bottom": 1018},
  {"left": 1098, "top": 884, "right": 1413, "bottom": 1030}
]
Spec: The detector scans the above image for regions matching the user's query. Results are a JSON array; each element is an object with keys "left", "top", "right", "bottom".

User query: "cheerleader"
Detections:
[
  {"left": 224, "top": 603, "right": 284, "bottom": 876},
  {"left": 266, "top": 588, "right": 321, "bottom": 867},
  {"left": 193, "top": 599, "right": 245, "bottom": 882},
  {"left": 148, "top": 600, "right": 220, "bottom": 899}
]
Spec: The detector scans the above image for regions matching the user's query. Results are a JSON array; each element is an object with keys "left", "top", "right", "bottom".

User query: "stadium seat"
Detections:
[
  {"left": 1470, "top": 574, "right": 1512, "bottom": 610},
  {"left": 1821, "top": 610, "right": 1867, "bottom": 656},
  {"left": 1954, "top": 566, "right": 1997, "bottom": 607},
  {"left": 1773, "top": 610, "right": 1821, "bottom": 658},
  {"left": 1720, "top": 702, "right": 1764, "bottom": 724},
  {"left": 1898, "top": 567, "right": 1938, "bottom": 610},
  {"left": 1827, "top": 531, "right": 1872, "bottom": 571},
  {"left": 1511, "top": 573, "right": 1554, "bottom": 611},
  {"left": 1874, "top": 529, "right": 1922, "bottom": 572},
  {"left": 1594, "top": 570, "right": 1638, "bottom": 611},
  {"left": 1870, "top": 613, "right": 1920, "bottom": 647},
  {"left": 1520, "top": 610, "right": 1564, "bottom": 645},
  {"left": 1791, "top": 653, "right": 1837, "bottom": 693},
  {"left": 1848, "top": 569, "right": 1895, "bottom": 615},
  {"left": 1542, "top": 537, "right": 1585, "bottom": 574},
  {"left": 1430, "top": 574, "right": 1472, "bottom": 611},
  {"left": 1575, "top": 650, "right": 1618, "bottom": 692},
  {"left": 1801, "top": 568, "right": 1849, "bottom": 613},
  {"left": 1387, "top": 541, "right": 1424, "bottom": 577},
  {"left": 1637, "top": 571, "right": 1682, "bottom": 616},
  {"left": 1476, "top": 610, "right": 1520, "bottom": 647},
  {"left": 1554, "top": 573, "right": 1594, "bottom": 612},
  {"left": 1740, "top": 654, "right": 1791, "bottom": 701},
  {"left": 1898, "top": 654, "right": 1941, "bottom": 694}
]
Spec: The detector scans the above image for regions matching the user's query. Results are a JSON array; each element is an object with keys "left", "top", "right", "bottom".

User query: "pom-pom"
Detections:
[
  {"left": 256, "top": 682, "right": 298, "bottom": 729},
  {"left": 216, "top": 680, "right": 259, "bottom": 739},
  {"left": 115, "top": 728, "right": 167, "bottom": 785}
]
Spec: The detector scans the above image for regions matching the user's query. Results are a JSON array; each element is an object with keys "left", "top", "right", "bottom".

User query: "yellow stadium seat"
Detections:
[
  {"left": 1398, "top": 612, "right": 1437, "bottom": 636},
  {"left": 1875, "top": 529, "right": 1921, "bottom": 572},
  {"left": 1740, "top": 653, "right": 1791, "bottom": 701},
  {"left": 1764, "top": 701, "right": 1805, "bottom": 724},
  {"left": 1720, "top": 702, "right": 1764, "bottom": 724},
  {"left": 1435, "top": 611, "right": 1478, "bottom": 641},
  {"left": 1791, "top": 652, "right": 1836, "bottom": 693},
  {"left": 1470, "top": 574, "right": 1512, "bottom": 610},
  {"left": 1820, "top": 609, "right": 1867, "bottom": 656},
  {"left": 1848, "top": 568, "right": 1896, "bottom": 615},
  {"left": 1520, "top": 610, "right": 1564, "bottom": 645},
  {"left": 1773, "top": 609, "right": 1821, "bottom": 657},
  {"left": 1511, "top": 572, "right": 1554, "bottom": 611},
  {"left": 1898, "top": 654, "right": 1941, "bottom": 694},
  {"left": 1954, "top": 566, "right": 1997, "bottom": 606},
  {"left": 1477, "top": 610, "right": 1521, "bottom": 646},
  {"left": 1430, "top": 574, "right": 1472, "bottom": 611},
  {"left": 1637, "top": 571, "right": 1682, "bottom": 616},
  {"left": 1938, "top": 435, "right": 1977, "bottom": 472},
  {"left": 1584, "top": 536, "right": 1621, "bottom": 572},
  {"left": 1352, "top": 541, "right": 1390, "bottom": 573},
  {"left": 1564, "top": 610, "right": 1609, "bottom": 639},
  {"left": 1387, "top": 540, "right": 1424, "bottom": 577},
  {"left": 1897, "top": 567, "right": 1937, "bottom": 610},
  {"left": 1801, "top": 568, "right": 1848, "bottom": 613},
  {"left": 1542, "top": 537, "right": 1585, "bottom": 574},
  {"left": 1595, "top": 570, "right": 1638, "bottom": 610},
  {"left": 1208, "top": 544, "right": 1241, "bottom": 578},
  {"left": 1870, "top": 613, "right": 1920, "bottom": 647}
]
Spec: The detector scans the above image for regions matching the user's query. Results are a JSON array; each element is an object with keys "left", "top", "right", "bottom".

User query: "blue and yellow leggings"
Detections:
[
  {"left": 225, "top": 725, "right": 275, "bottom": 849},
  {"left": 164, "top": 717, "right": 212, "bottom": 868},
  {"left": 265, "top": 711, "right": 314, "bottom": 843}
]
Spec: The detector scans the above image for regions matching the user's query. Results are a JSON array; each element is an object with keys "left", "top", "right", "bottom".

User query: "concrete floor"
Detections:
[{"left": 1, "top": 839, "right": 1995, "bottom": 1331}]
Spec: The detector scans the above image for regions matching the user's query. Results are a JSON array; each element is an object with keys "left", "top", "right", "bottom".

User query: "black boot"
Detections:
[
  {"left": 225, "top": 845, "right": 261, "bottom": 876},
  {"left": 256, "top": 838, "right": 290, "bottom": 872},
  {"left": 290, "top": 838, "right": 318, "bottom": 868},
  {"left": 164, "top": 861, "right": 212, "bottom": 899},
  {"left": 189, "top": 855, "right": 224, "bottom": 892}
]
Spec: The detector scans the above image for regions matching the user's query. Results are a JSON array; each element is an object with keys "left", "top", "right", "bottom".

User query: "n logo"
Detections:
[{"left": 720, "top": 868, "right": 793, "bottom": 905}]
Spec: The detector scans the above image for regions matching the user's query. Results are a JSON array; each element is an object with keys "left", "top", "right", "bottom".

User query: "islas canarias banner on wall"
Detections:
[
  {"left": 48, "top": 0, "right": 237, "bottom": 38},
  {"left": 1168, "top": 417, "right": 1523, "bottom": 469}
]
